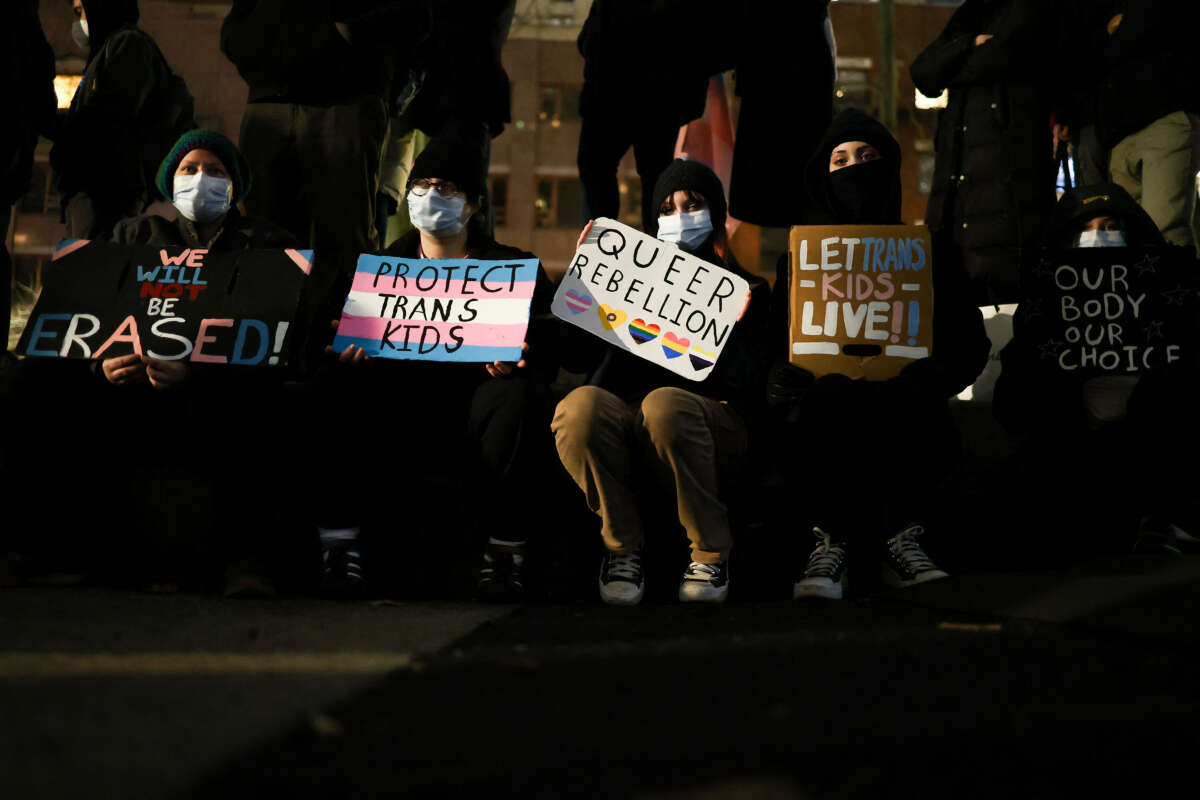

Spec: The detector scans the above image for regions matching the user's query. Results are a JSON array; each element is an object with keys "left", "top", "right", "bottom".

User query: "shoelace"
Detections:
[
  {"left": 682, "top": 562, "right": 720, "bottom": 582},
  {"left": 806, "top": 530, "right": 847, "bottom": 578},
  {"left": 604, "top": 551, "right": 642, "bottom": 582},
  {"left": 888, "top": 527, "right": 937, "bottom": 573}
]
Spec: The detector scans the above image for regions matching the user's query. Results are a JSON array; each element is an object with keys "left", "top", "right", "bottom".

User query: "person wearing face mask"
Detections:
[
  {"left": 553, "top": 158, "right": 770, "bottom": 605},
  {"left": 995, "top": 183, "right": 1200, "bottom": 556},
  {"left": 49, "top": 0, "right": 195, "bottom": 240},
  {"left": 309, "top": 138, "right": 559, "bottom": 602},
  {"left": 767, "top": 110, "right": 989, "bottom": 601}
]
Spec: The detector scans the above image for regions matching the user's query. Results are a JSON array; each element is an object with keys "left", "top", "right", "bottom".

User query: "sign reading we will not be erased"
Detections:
[
  {"left": 788, "top": 225, "right": 935, "bottom": 381},
  {"left": 551, "top": 218, "right": 750, "bottom": 380},
  {"left": 18, "top": 240, "right": 310, "bottom": 364},
  {"left": 332, "top": 254, "right": 540, "bottom": 362}
]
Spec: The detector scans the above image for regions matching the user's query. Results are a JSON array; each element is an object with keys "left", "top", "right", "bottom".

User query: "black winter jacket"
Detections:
[
  {"left": 50, "top": 0, "right": 188, "bottom": 209},
  {"left": 221, "top": 0, "right": 431, "bottom": 105},
  {"left": 108, "top": 208, "right": 297, "bottom": 251},
  {"left": 910, "top": 0, "right": 1061, "bottom": 302},
  {"left": 2, "top": 0, "right": 56, "bottom": 206}
]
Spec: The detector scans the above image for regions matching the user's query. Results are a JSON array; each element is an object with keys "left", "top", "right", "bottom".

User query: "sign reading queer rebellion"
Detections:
[
  {"left": 788, "top": 225, "right": 935, "bottom": 381},
  {"left": 551, "top": 218, "right": 750, "bottom": 380},
  {"left": 332, "top": 254, "right": 539, "bottom": 362},
  {"left": 1021, "top": 246, "right": 1197, "bottom": 375},
  {"left": 17, "top": 240, "right": 311, "bottom": 364}
]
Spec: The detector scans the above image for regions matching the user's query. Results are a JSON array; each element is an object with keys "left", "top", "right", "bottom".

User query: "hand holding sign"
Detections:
[{"left": 552, "top": 218, "right": 749, "bottom": 380}]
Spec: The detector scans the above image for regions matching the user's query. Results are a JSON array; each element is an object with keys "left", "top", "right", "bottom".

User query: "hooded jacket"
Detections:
[
  {"left": 910, "top": 0, "right": 1061, "bottom": 302},
  {"left": 221, "top": 0, "right": 430, "bottom": 106},
  {"left": 768, "top": 109, "right": 989, "bottom": 401},
  {"left": 50, "top": 0, "right": 192, "bottom": 209},
  {"left": 993, "top": 184, "right": 1173, "bottom": 435}
]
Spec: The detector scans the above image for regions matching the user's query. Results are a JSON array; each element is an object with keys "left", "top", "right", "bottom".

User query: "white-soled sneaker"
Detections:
[
  {"left": 678, "top": 560, "right": 729, "bottom": 603},
  {"left": 599, "top": 548, "right": 644, "bottom": 606},
  {"left": 793, "top": 527, "right": 848, "bottom": 600},
  {"left": 881, "top": 524, "right": 948, "bottom": 587}
]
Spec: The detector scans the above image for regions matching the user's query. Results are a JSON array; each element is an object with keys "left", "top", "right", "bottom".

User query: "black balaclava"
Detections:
[
  {"left": 81, "top": 0, "right": 141, "bottom": 63},
  {"left": 805, "top": 108, "right": 903, "bottom": 225}
]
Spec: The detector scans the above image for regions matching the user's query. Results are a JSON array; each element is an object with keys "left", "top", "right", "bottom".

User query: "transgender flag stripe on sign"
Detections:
[{"left": 332, "top": 253, "right": 539, "bottom": 362}]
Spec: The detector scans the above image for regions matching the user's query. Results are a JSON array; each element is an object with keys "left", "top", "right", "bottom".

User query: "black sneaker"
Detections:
[
  {"left": 793, "top": 527, "right": 849, "bottom": 600},
  {"left": 599, "top": 548, "right": 644, "bottom": 606},
  {"left": 321, "top": 546, "right": 367, "bottom": 599},
  {"left": 476, "top": 548, "right": 526, "bottom": 602},
  {"left": 881, "top": 524, "right": 947, "bottom": 587},
  {"left": 678, "top": 559, "right": 729, "bottom": 604}
]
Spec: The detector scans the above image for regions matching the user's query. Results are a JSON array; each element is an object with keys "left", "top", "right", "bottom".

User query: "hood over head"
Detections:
[
  {"left": 805, "top": 108, "right": 902, "bottom": 224},
  {"left": 1047, "top": 182, "right": 1165, "bottom": 247},
  {"left": 81, "top": 0, "right": 140, "bottom": 62}
]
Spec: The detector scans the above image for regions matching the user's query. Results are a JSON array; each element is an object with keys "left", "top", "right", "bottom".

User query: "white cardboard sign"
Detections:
[{"left": 552, "top": 218, "right": 750, "bottom": 381}]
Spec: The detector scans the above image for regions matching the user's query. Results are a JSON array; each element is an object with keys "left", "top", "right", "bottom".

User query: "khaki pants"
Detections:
[
  {"left": 552, "top": 386, "right": 747, "bottom": 564},
  {"left": 1110, "top": 111, "right": 1200, "bottom": 248}
]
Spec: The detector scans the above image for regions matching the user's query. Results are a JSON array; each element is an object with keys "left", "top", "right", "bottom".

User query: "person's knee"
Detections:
[
  {"left": 553, "top": 386, "right": 616, "bottom": 452},
  {"left": 638, "top": 387, "right": 698, "bottom": 448}
]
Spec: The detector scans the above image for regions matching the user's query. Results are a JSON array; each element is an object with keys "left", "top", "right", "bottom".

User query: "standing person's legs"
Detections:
[
  {"left": 631, "top": 113, "right": 684, "bottom": 233},
  {"left": 299, "top": 96, "right": 388, "bottom": 252},
  {"left": 1073, "top": 123, "right": 1110, "bottom": 187},
  {"left": 238, "top": 103, "right": 308, "bottom": 244},
  {"left": 577, "top": 113, "right": 632, "bottom": 224},
  {"left": 634, "top": 387, "right": 746, "bottom": 565},
  {"left": 552, "top": 385, "right": 641, "bottom": 553}
]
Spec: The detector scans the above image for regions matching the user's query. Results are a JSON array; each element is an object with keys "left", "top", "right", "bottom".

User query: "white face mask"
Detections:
[
  {"left": 173, "top": 172, "right": 233, "bottom": 223},
  {"left": 408, "top": 191, "right": 467, "bottom": 236},
  {"left": 656, "top": 209, "right": 713, "bottom": 252},
  {"left": 1076, "top": 229, "right": 1126, "bottom": 248},
  {"left": 71, "top": 19, "right": 89, "bottom": 48}
]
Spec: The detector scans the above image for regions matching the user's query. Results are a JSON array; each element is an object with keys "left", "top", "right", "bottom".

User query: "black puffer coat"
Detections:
[
  {"left": 910, "top": 0, "right": 1061, "bottom": 303},
  {"left": 2, "top": 0, "right": 55, "bottom": 207}
]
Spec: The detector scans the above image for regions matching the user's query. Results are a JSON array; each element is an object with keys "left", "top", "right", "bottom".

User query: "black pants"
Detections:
[
  {"left": 776, "top": 375, "right": 960, "bottom": 541},
  {"left": 239, "top": 97, "right": 389, "bottom": 251},
  {"left": 577, "top": 108, "right": 679, "bottom": 232},
  {"left": 306, "top": 361, "right": 552, "bottom": 543}
]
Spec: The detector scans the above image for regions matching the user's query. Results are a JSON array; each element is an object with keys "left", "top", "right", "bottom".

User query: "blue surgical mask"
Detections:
[
  {"left": 71, "top": 19, "right": 89, "bottom": 48},
  {"left": 173, "top": 172, "right": 233, "bottom": 223},
  {"left": 1076, "top": 229, "right": 1126, "bottom": 248},
  {"left": 408, "top": 190, "right": 467, "bottom": 236},
  {"left": 657, "top": 209, "right": 713, "bottom": 252}
]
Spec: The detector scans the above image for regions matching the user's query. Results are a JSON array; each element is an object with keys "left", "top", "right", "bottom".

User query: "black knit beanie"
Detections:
[
  {"left": 650, "top": 158, "right": 728, "bottom": 236},
  {"left": 408, "top": 137, "right": 487, "bottom": 203}
]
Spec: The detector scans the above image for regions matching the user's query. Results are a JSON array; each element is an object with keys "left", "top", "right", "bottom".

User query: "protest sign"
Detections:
[
  {"left": 17, "top": 240, "right": 311, "bottom": 365},
  {"left": 1020, "top": 246, "right": 1197, "bottom": 375},
  {"left": 788, "top": 225, "right": 935, "bottom": 381},
  {"left": 331, "top": 253, "right": 539, "bottom": 362},
  {"left": 551, "top": 218, "right": 750, "bottom": 380}
]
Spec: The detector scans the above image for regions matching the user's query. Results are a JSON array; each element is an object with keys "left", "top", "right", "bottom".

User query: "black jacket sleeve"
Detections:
[{"left": 910, "top": 3, "right": 976, "bottom": 98}]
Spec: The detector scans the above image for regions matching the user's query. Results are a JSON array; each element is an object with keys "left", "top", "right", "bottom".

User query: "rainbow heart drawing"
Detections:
[
  {"left": 689, "top": 346, "right": 715, "bottom": 371},
  {"left": 661, "top": 331, "right": 689, "bottom": 359},
  {"left": 627, "top": 318, "right": 660, "bottom": 344},
  {"left": 564, "top": 288, "right": 593, "bottom": 314},
  {"left": 597, "top": 304, "right": 627, "bottom": 330}
]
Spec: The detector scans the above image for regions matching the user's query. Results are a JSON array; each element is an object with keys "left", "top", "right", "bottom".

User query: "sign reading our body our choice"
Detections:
[
  {"left": 551, "top": 218, "right": 750, "bottom": 380},
  {"left": 332, "top": 253, "right": 540, "bottom": 362},
  {"left": 788, "top": 225, "right": 935, "bottom": 381},
  {"left": 18, "top": 240, "right": 310, "bottom": 365}
]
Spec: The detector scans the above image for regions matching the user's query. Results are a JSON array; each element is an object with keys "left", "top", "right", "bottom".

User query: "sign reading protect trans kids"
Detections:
[
  {"left": 788, "top": 225, "right": 935, "bottom": 381},
  {"left": 551, "top": 218, "right": 749, "bottom": 380}
]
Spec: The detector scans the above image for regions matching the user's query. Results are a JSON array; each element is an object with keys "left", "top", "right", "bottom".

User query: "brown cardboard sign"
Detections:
[{"left": 788, "top": 225, "right": 935, "bottom": 380}]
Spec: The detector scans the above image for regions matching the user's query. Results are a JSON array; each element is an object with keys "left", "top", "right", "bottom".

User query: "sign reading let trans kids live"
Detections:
[
  {"left": 788, "top": 225, "right": 935, "bottom": 381},
  {"left": 551, "top": 218, "right": 750, "bottom": 380},
  {"left": 332, "top": 253, "right": 540, "bottom": 362},
  {"left": 18, "top": 240, "right": 310, "bottom": 364}
]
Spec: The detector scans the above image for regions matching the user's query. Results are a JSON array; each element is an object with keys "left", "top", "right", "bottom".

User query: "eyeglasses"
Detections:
[{"left": 409, "top": 178, "right": 462, "bottom": 197}]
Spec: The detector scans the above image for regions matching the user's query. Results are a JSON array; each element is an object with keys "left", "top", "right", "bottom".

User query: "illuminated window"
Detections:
[
  {"left": 489, "top": 176, "right": 508, "bottom": 227},
  {"left": 54, "top": 75, "right": 83, "bottom": 109},
  {"left": 534, "top": 177, "right": 585, "bottom": 229},
  {"left": 537, "top": 85, "right": 582, "bottom": 127}
]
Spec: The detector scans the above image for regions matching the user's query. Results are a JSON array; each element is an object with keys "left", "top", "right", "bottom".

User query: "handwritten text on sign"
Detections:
[
  {"left": 1023, "top": 248, "right": 1195, "bottom": 374},
  {"left": 551, "top": 218, "right": 749, "bottom": 380},
  {"left": 19, "top": 241, "right": 309, "bottom": 364},
  {"left": 788, "top": 225, "right": 934, "bottom": 380},
  {"left": 332, "top": 254, "right": 539, "bottom": 362}
]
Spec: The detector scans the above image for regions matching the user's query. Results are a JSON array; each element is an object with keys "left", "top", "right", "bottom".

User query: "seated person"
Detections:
[
  {"left": 315, "top": 137, "right": 558, "bottom": 602},
  {"left": 553, "top": 158, "right": 770, "bottom": 606},
  {"left": 994, "top": 183, "right": 1200, "bottom": 554},
  {"left": 768, "top": 109, "right": 989, "bottom": 600}
]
